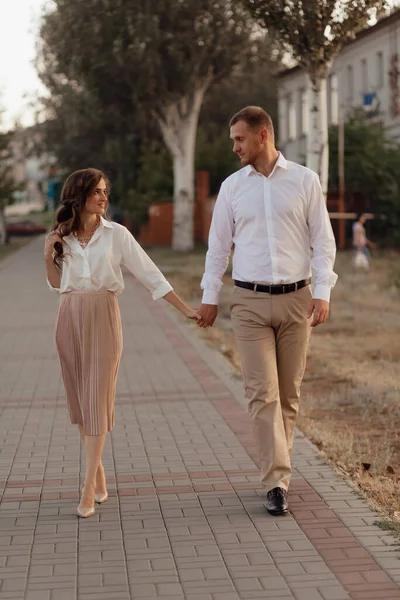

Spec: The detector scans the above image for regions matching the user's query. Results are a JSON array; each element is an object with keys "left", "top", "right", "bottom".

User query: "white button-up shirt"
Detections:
[
  {"left": 48, "top": 217, "right": 173, "bottom": 300},
  {"left": 201, "top": 153, "right": 338, "bottom": 304}
]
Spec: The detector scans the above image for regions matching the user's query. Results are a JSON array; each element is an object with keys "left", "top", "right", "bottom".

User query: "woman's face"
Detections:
[{"left": 84, "top": 178, "right": 108, "bottom": 216}]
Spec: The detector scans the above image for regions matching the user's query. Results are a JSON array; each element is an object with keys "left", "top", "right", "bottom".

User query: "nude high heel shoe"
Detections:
[
  {"left": 94, "top": 491, "right": 109, "bottom": 504},
  {"left": 82, "top": 485, "right": 108, "bottom": 504},
  {"left": 77, "top": 485, "right": 96, "bottom": 518},
  {"left": 95, "top": 465, "right": 108, "bottom": 504}
]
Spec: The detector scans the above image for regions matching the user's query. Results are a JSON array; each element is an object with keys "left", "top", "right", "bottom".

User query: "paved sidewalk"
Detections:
[{"left": 0, "top": 237, "right": 400, "bottom": 600}]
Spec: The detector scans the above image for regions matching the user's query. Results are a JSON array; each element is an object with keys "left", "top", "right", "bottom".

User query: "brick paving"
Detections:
[{"left": 0, "top": 237, "right": 399, "bottom": 600}]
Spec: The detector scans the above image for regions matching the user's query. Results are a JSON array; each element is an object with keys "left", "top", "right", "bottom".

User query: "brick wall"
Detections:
[{"left": 138, "top": 171, "right": 215, "bottom": 247}]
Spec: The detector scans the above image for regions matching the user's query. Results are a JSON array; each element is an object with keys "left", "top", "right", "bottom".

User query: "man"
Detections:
[{"left": 198, "top": 106, "right": 337, "bottom": 516}]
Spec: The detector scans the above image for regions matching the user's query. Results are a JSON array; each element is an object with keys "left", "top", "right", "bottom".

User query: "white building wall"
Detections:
[{"left": 277, "top": 14, "right": 400, "bottom": 164}]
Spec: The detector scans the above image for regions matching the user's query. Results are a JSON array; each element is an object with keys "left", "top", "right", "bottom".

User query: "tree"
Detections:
[
  {"left": 329, "top": 111, "right": 400, "bottom": 244},
  {"left": 0, "top": 126, "right": 21, "bottom": 245},
  {"left": 36, "top": 81, "right": 144, "bottom": 209},
  {"left": 38, "top": 0, "right": 259, "bottom": 250},
  {"left": 242, "top": 0, "right": 388, "bottom": 196}
]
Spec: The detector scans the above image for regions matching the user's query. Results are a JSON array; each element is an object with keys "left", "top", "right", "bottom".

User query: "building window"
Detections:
[
  {"left": 347, "top": 65, "right": 354, "bottom": 101},
  {"left": 376, "top": 51, "right": 384, "bottom": 88},
  {"left": 299, "top": 88, "right": 308, "bottom": 136},
  {"left": 287, "top": 94, "right": 296, "bottom": 140},
  {"left": 361, "top": 58, "right": 368, "bottom": 93},
  {"left": 328, "top": 74, "right": 339, "bottom": 125}
]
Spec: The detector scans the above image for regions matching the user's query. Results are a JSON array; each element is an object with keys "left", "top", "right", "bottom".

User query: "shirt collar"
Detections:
[
  {"left": 100, "top": 216, "right": 113, "bottom": 228},
  {"left": 245, "top": 152, "right": 288, "bottom": 177}
]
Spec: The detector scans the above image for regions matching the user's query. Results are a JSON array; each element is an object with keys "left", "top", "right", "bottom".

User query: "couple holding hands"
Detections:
[{"left": 44, "top": 106, "right": 337, "bottom": 519}]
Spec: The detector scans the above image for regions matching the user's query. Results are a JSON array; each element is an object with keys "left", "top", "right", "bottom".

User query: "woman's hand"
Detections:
[
  {"left": 44, "top": 231, "right": 63, "bottom": 261},
  {"left": 184, "top": 307, "right": 201, "bottom": 322}
]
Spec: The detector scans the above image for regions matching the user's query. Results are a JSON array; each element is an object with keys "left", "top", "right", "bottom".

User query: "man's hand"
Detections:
[
  {"left": 197, "top": 304, "right": 218, "bottom": 328},
  {"left": 307, "top": 299, "right": 330, "bottom": 328}
]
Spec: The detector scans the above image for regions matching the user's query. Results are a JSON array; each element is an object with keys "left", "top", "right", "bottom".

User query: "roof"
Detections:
[{"left": 278, "top": 9, "right": 400, "bottom": 79}]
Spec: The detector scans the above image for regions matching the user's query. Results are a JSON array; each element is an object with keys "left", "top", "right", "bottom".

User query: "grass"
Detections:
[
  {"left": 375, "top": 517, "right": 400, "bottom": 541},
  {"left": 147, "top": 246, "right": 400, "bottom": 517}
]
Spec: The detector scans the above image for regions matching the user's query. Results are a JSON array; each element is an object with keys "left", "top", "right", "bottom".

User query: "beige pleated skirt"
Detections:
[{"left": 55, "top": 290, "right": 123, "bottom": 435}]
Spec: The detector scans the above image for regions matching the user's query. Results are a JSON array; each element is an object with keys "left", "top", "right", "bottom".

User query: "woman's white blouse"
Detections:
[{"left": 47, "top": 217, "right": 173, "bottom": 300}]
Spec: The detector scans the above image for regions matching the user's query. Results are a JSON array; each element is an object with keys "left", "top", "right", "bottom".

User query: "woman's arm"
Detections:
[
  {"left": 162, "top": 290, "right": 199, "bottom": 320},
  {"left": 45, "top": 258, "right": 61, "bottom": 289},
  {"left": 44, "top": 232, "right": 62, "bottom": 289}
]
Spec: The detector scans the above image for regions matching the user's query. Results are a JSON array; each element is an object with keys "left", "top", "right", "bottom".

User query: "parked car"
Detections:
[{"left": 7, "top": 220, "right": 47, "bottom": 237}]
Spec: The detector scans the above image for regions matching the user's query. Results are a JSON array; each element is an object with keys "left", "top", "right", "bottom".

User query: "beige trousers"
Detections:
[{"left": 230, "top": 284, "right": 312, "bottom": 493}]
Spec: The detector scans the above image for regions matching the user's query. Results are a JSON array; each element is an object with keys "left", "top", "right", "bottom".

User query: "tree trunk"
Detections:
[
  {"left": 0, "top": 209, "right": 8, "bottom": 245},
  {"left": 306, "top": 74, "right": 329, "bottom": 199},
  {"left": 156, "top": 75, "right": 212, "bottom": 251}
]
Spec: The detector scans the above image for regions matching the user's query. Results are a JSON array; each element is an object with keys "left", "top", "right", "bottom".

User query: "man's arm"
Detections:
[
  {"left": 307, "top": 174, "right": 338, "bottom": 327},
  {"left": 198, "top": 181, "right": 234, "bottom": 328}
]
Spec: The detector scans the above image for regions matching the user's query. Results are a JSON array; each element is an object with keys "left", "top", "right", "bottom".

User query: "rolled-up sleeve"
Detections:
[
  {"left": 307, "top": 174, "right": 338, "bottom": 302},
  {"left": 120, "top": 227, "right": 173, "bottom": 300},
  {"left": 201, "top": 181, "right": 234, "bottom": 305},
  {"left": 47, "top": 278, "right": 60, "bottom": 293}
]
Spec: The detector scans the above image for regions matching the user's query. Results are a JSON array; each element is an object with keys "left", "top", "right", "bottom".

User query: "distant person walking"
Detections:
[
  {"left": 198, "top": 107, "right": 338, "bottom": 516},
  {"left": 352, "top": 213, "right": 375, "bottom": 269},
  {"left": 44, "top": 168, "right": 199, "bottom": 518}
]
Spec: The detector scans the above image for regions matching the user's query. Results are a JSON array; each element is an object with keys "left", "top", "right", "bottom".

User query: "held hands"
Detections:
[
  {"left": 196, "top": 304, "right": 218, "bottom": 328},
  {"left": 44, "top": 231, "right": 63, "bottom": 260},
  {"left": 307, "top": 298, "right": 330, "bottom": 327},
  {"left": 184, "top": 307, "right": 202, "bottom": 322},
  {"left": 181, "top": 304, "right": 218, "bottom": 328}
]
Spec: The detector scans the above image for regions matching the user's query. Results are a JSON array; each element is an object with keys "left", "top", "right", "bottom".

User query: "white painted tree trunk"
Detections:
[
  {"left": 306, "top": 74, "right": 329, "bottom": 199},
  {"left": 0, "top": 209, "right": 8, "bottom": 245},
  {"left": 156, "top": 76, "right": 212, "bottom": 251}
]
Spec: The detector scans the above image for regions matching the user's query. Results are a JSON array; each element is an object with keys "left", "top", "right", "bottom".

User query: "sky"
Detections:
[{"left": 0, "top": 0, "right": 49, "bottom": 130}]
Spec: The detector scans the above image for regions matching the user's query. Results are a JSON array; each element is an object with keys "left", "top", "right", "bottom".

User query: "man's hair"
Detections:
[{"left": 229, "top": 106, "right": 274, "bottom": 138}]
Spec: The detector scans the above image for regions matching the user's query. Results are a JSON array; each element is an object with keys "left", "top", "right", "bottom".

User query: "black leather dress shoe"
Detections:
[{"left": 265, "top": 487, "right": 288, "bottom": 516}]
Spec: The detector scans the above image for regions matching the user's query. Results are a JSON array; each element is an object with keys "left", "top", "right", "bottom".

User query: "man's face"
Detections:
[{"left": 230, "top": 120, "right": 266, "bottom": 166}]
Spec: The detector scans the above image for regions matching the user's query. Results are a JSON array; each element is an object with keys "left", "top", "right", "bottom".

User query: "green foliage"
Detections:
[
  {"left": 37, "top": 0, "right": 281, "bottom": 231},
  {"left": 197, "top": 58, "right": 279, "bottom": 194},
  {"left": 243, "top": 0, "right": 388, "bottom": 80},
  {"left": 121, "top": 143, "right": 173, "bottom": 234},
  {"left": 329, "top": 111, "right": 400, "bottom": 244},
  {"left": 39, "top": 0, "right": 257, "bottom": 114},
  {"left": 0, "top": 129, "right": 22, "bottom": 211}
]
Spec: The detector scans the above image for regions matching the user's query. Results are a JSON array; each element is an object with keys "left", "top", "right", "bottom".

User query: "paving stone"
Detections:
[{"left": 1, "top": 238, "right": 400, "bottom": 600}]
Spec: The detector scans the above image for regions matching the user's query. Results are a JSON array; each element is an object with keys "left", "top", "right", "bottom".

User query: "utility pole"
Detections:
[{"left": 338, "top": 105, "right": 345, "bottom": 249}]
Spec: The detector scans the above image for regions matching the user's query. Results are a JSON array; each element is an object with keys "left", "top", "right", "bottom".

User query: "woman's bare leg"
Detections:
[
  {"left": 77, "top": 425, "right": 107, "bottom": 496},
  {"left": 79, "top": 434, "right": 106, "bottom": 508}
]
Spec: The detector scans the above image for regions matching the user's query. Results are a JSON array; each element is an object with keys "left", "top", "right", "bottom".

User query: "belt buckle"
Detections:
[
  {"left": 294, "top": 281, "right": 298, "bottom": 292},
  {"left": 253, "top": 283, "right": 258, "bottom": 292}
]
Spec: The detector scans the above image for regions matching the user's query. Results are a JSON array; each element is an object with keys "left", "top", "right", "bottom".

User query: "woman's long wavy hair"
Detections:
[{"left": 51, "top": 168, "right": 111, "bottom": 269}]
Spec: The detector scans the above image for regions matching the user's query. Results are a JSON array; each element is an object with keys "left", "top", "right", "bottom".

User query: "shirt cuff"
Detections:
[
  {"left": 47, "top": 279, "right": 60, "bottom": 293},
  {"left": 152, "top": 281, "right": 173, "bottom": 300},
  {"left": 313, "top": 284, "right": 331, "bottom": 302},
  {"left": 201, "top": 289, "right": 219, "bottom": 305}
]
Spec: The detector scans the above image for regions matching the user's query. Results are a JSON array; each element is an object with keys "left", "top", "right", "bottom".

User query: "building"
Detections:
[
  {"left": 6, "top": 125, "right": 55, "bottom": 216},
  {"left": 277, "top": 10, "right": 400, "bottom": 164}
]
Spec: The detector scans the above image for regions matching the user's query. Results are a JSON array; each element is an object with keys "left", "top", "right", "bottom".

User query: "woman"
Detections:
[
  {"left": 44, "top": 168, "right": 199, "bottom": 518},
  {"left": 352, "top": 213, "right": 376, "bottom": 268}
]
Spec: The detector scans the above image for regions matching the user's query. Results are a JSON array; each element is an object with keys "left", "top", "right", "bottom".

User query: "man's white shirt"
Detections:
[{"left": 201, "top": 153, "right": 338, "bottom": 305}]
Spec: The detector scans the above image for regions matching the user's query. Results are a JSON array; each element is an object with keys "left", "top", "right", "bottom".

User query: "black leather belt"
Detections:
[{"left": 234, "top": 278, "right": 311, "bottom": 295}]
